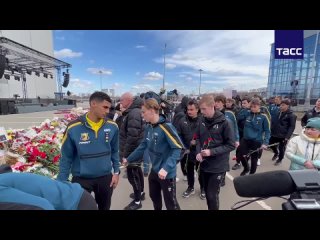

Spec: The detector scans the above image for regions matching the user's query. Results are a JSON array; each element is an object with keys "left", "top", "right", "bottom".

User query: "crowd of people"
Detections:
[{"left": 1, "top": 91, "right": 320, "bottom": 210}]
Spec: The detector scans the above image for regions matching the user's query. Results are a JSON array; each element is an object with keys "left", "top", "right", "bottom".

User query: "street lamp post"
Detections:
[
  {"left": 99, "top": 70, "right": 103, "bottom": 91},
  {"left": 162, "top": 43, "right": 167, "bottom": 91},
  {"left": 199, "top": 69, "right": 203, "bottom": 96}
]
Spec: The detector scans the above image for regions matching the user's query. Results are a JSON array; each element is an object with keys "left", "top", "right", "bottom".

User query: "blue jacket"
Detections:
[
  {"left": 237, "top": 108, "right": 251, "bottom": 137},
  {"left": 243, "top": 111, "right": 271, "bottom": 145},
  {"left": 127, "top": 115, "right": 183, "bottom": 179},
  {"left": 57, "top": 114, "right": 120, "bottom": 181},
  {"left": 0, "top": 173, "right": 84, "bottom": 210},
  {"left": 224, "top": 109, "right": 240, "bottom": 142},
  {"left": 269, "top": 104, "right": 280, "bottom": 122}
]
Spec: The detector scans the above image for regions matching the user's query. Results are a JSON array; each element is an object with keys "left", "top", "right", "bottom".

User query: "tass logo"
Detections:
[{"left": 274, "top": 30, "right": 304, "bottom": 59}]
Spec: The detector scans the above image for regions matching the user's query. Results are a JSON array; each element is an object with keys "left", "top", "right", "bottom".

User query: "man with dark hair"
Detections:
[
  {"left": 58, "top": 91, "right": 120, "bottom": 210},
  {"left": 237, "top": 98, "right": 270, "bottom": 176},
  {"left": 172, "top": 96, "right": 190, "bottom": 181},
  {"left": 270, "top": 99, "right": 297, "bottom": 165},
  {"left": 301, "top": 98, "right": 320, "bottom": 127},
  {"left": 232, "top": 96, "right": 251, "bottom": 170},
  {"left": 269, "top": 96, "right": 282, "bottom": 123},
  {"left": 176, "top": 99, "right": 204, "bottom": 199},
  {"left": 226, "top": 98, "right": 240, "bottom": 116}
]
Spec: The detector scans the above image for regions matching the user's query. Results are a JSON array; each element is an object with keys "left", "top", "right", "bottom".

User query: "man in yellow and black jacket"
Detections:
[{"left": 57, "top": 92, "right": 120, "bottom": 210}]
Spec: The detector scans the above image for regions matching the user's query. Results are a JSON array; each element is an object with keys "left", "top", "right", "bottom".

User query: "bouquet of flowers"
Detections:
[{"left": 0, "top": 107, "right": 88, "bottom": 178}]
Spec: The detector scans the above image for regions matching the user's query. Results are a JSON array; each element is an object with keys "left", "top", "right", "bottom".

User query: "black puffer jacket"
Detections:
[
  {"left": 195, "top": 111, "right": 235, "bottom": 173},
  {"left": 301, "top": 107, "right": 320, "bottom": 127},
  {"left": 119, "top": 97, "right": 144, "bottom": 160},
  {"left": 172, "top": 96, "right": 190, "bottom": 128},
  {"left": 176, "top": 115, "right": 201, "bottom": 162},
  {"left": 271, "top": 109, "right": 297, "bottom": 139}
]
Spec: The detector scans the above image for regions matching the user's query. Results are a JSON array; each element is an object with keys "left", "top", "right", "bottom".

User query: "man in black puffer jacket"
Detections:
[
  {"left": 120, "top": 92, "right": 145, "bottom": 210},
  {"left": 175, "top": 99, "right": 205, "bottom": 199},
  {"left": 270, "top": 99, "right": 297, "bottom": 165},
  {"left": 301, "top": 98, "right": 320, "bottom": 127},
  {"left": 172, "top": 96, "right": 190, "bottom": 180}
]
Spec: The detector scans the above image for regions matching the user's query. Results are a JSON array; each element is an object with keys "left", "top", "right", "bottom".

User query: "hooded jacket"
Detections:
[
  {"left": 119, "top": 96, "right": 144, "bottom": 159},
  {"left": 221, "top": 108, "right": 240, "bottom": 142},
  {"left": 285, "top": 130, "right": 320, "bottom": 170},
  {"left": 271, "top": 109, "right": 297, "bottom": 139},
  {"left": 301, "top": 107, "right": 320, "bottom": 127},
  {"left": 127, "top": 115, "right": 183, "bottom": 179},
  {"left": 172, "top": 96, "right": 190, "bottom": 129},
  {"left": 195, "top": 111, "right": 235, "bottom": 173}
]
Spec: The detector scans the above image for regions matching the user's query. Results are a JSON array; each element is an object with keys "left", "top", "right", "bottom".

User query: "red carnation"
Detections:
[
  {"left": 39, "top": 152, "right": 47, "bottom": 159},
  {"left": 53, "top": 155, "right": 60, "bottom": 163}
]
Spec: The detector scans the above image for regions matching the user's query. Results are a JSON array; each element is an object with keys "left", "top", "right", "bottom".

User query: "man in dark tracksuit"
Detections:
[
  {"left": 195, "top": 95, "right": 235, "bottom": 210},
  {"left": 237, "top": 98, "right": 271, "bottom": 176},
  {"left": 58, "top": 92, "right": 120, "bottom": 210},
  {"left": 301, "top": 98, "right": 320, "bottom": 127},
  {"left": 0, "top": 165, "right": 97, "bottom": 210},
  {"left": 269, "top": 96, "right": 281, "bottom": 123},
  {"left": 232, "top": 97, "right": 251, "bottom": 170},
  {"left": 270, "top": 99, "right": 297, "bottom": 165},
  {"left": 175, "top": 99, "right": 204, "bottom": 199},
  {"left": 120, "top": 93, "right": 145, "bottom": 210},
  {"left": 172, "top": 96, "right": 190, "bottom": 179}
]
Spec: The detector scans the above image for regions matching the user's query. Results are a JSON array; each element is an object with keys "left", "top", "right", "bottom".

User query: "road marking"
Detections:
[{"left": 226, "top": 172, "right": 272, "bottom": 210}]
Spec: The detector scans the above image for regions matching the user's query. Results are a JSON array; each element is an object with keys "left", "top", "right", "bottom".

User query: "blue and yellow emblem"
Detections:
[{"left": 80, "top": 133, "right": 90, "bottom": 141}]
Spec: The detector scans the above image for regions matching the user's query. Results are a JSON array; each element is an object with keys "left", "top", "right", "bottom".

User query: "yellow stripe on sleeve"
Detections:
[
  {"left": 61, "top": 122, "right": 82, "bottom": 146},
  {"left": 159, "top": 124, "right": 182, "bottom": 149},
  {"left": 261, "top": 114, "right": 271, "bottom": 130}
]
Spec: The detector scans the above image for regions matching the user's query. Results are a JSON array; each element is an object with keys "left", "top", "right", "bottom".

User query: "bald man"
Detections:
[{"left": 119, "top": 92, "right": 145, "bottom": 210}]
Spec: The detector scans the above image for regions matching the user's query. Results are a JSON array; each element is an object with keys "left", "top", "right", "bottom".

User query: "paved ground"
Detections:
[{"left": 0, "top": 104, "right": 303, "bottom": 210}]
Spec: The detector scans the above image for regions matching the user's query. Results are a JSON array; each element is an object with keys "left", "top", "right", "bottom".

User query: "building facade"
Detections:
[
  {"left": 267, "top": 30, "right": 320, "bottom": 105},
  {"left": 0, "top": 30, "right": 57, "bottom": 99}
]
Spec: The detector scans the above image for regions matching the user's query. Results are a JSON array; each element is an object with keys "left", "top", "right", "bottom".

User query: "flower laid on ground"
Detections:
[{"left": 0, "top": 107, "right": 88, "bottom": 178}]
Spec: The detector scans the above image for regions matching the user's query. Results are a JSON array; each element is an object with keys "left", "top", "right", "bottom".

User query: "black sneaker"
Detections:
[
  {"left": 129, "top": 192, "right": 146, "bottom": 201},
  {"left": 240, "top": 169, "right": 249, "bottom": 176},
  {"left": 232, "top": 163, "right": 241, "bottom": 170},
  {"left": 124, "top": 200, "right": 142, "bottom": 210},
  {"left": 272, "top": 154, "right": 278, "bottom": 161},
  {"left": 220, "top": 178, "right": 225, "bottom": 187},
  {"left": 274, "top": 160, "right": 282, "bottom": 166},
  {"left": 199, "top": 190, "right": 206, "bottom": 200},
  {"left": 182, "top": 187, "right": 195, "bottom": 198}
]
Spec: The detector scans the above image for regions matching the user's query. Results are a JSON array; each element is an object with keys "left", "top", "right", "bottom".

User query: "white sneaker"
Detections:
[
  {"left": 176, "top": 177, "right": 180, "bottom": 183},
  {"left": 257, "top": 159, "right": 261, "bottom": 166},
  {"left": 183, "top": 175, "right": 187, "bottom": 181}
]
